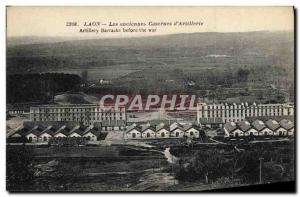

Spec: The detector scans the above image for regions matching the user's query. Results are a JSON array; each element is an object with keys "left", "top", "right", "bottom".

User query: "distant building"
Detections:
[
  {"left": 125, "top": 126, "right": 142, "bottom": 139},
  {"left": 30, "top": 104, "right": 126, "bottom": 125},
  {"left": 279, "top": 119, "right": 294, "bottom": 136},
  {"left": 8, "top": 121, "right": 103, "bottom": 143},
  {"left": 141, "top": 125, "right": 156, "bottom": 138},
  {"left": 156, "top": 123, "right": 170, "bottom": 138},
  {"left": 99, "top": 79, "right": 112, "bottom": 85},
  {"left": 7, "top": 103, "right": 30, "bottom": 117},
  {"left": 197, "top": 102, "right": 294, "bottom": 124},
  {"left": 223, "top": 118, "right": 294, "bottom": 138},
  {"left": 169, "top": 122, "right": 185, "bottom": 138},
  {"left": 184, "top": 125, "right": 200, "bottom": 138},
  {"left": 101, "top": 120, "right": 126, "bottom": 131},
  {"left": 125, "top": 122, "right": 201, "bottom": 140}
]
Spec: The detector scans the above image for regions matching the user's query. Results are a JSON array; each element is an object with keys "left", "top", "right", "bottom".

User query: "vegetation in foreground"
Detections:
[{"left": 172, "top": 142, "right": 294, "bottom": 190}]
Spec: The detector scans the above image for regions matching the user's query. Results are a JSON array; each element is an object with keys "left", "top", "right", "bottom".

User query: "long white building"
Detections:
[
  {"left": 197, "top": 102, "right": 294, "bottom": 124},
  {"left": 30, "top": 104, "right": 126, "bottom": 125}
]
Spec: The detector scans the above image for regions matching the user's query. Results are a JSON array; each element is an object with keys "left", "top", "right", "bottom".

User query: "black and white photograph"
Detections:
[{"left": 5, "top": 6, "right": 295, "bottom": 192}]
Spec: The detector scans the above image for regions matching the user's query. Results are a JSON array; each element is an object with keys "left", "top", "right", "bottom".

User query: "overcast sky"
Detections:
[{"left": 7, "top": 6, "right": 294, "bottom": 38}]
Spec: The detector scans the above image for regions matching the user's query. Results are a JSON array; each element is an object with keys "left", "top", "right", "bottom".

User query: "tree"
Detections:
[{"left": 175, "top": 149, "right": 231, "bottom": 183}]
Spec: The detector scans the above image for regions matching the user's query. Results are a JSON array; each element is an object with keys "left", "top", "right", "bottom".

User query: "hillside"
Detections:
[
  {"left": 7, "top": 31, "right": 294, "bottom": 101},
  {"left": 7, "top": 31, "right": 294, "bottom": 76}
]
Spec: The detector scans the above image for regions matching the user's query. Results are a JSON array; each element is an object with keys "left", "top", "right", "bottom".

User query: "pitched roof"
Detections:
[
  {"left": 156, "top": 123, "right": 169, "bottom": 132},
  {"left": 82, "top": 125, "right": 94, "bottom": 135},
  {"left": 141, "top": 125, "right": 156, "bottom": 133},
  {"left": 54, "top": 125, "right": 69, "bottom": 136},
  {"left": 85, "top": 128, "right": 101, "bottom": 136},
  {"left": 8, "top": 126, "right": 29, "bottom": 137},
  {"left": 252, "top": 120, "right": 266, "bottom": 131},
  {"left": 237, "top": 120, "right": 252, "bottom": 132},
  {"left": 126, "top": 125, "right": 142, "bottom": 133},
  {"left": 68, "top": 125, "right": 85, "bottom": 136},
  {"left": 184, "top": 124, "right": 200, "bottom": 131},
  {"left": 224, "top": 122, "right": 237, "bottom": 133},
  {"left": 26, "top": 125, "right": 43, "bottom": 136},
  {"left": 265, "top": 119, "right": 280, "bottom": 131},
  {"left": 170, "top": 123, "right": 184, "bottom": 131},
  {"left": 39, "top": 125, "right": 56, "bottom": 136},
  {"left": 279, "top": 119, "right": 294, "bottom": 130}
]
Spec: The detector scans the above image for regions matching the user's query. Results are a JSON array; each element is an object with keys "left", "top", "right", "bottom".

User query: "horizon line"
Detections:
[{"left": 7, "top": 30, "right": 293, "bottom": 39}]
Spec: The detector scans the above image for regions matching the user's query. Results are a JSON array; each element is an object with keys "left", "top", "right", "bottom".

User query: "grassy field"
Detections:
[{"left": 18, "top": 145, "right": 172, "bottom": 191}]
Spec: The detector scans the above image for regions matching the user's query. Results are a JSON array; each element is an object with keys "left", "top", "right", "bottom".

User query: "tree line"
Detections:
[{"left": 7, "top": 73, "right": 81, "bottom": 103}]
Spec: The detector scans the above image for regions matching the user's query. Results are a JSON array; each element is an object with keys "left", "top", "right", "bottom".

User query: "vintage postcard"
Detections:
[{"left": 6, "top": 6, "right": 295, "bottom": 192}]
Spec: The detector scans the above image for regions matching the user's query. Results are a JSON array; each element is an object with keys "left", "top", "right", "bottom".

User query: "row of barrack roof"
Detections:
[
  {"left": 125, "top": 122, "right": 202, "bottom": 139},
  {"left": 223, "top": 119, "right": 294, "bottom": 137}
]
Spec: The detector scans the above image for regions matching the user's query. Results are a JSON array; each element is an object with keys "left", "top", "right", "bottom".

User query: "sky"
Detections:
[{"left": 7, "top": 6, "right": 294, "bottom": 38}]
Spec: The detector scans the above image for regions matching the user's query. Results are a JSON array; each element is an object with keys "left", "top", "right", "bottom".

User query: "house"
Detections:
[
  {"left": 38, "top": 126, "right": 55, "bottom": 142},
  {"left": 170, "top": 123, "right": 185, "bottom": 138},
  {"left": 280, "top": 119, "right": 294, "bottom": 136},
  {"left": 83, "top": 125, "right": 101, "bottom": 141},
  {"left": 184, "top": 125, "right": 200, "bottom": 138},
  {"left": 170, "top": 122, "right": 180, "bottom": 131},
  {"left": 83, "top": 129, "right": 100, "bottom": 141},
  {"left": 231, "top": 128, "right": 244, "bottom": 137},
  {"left": 223, "top": 121, "right": 243, "bottom": 137},
  {"left": 25, "top": 126, "right": 41, "bottom": 142},
  {"left": 238, "top": 120, "right": 258, "bottom": 136},
  {"left": 223, "top": 122, "right": 237, "bottom": 137},
  {"left": 68, "top": 125, "right": 84, "bottom": 137},
  {"left": 259, "top": 127, "right": 273, "bottom": 136},
  {"left": 125, "top": 126, "right": 142, "bottom": 139},
  {"left": 252, "top": 120, "right": 272, "bottom": 136},
  {"left": 155, "top": 123, "right": 170, "bottom": 138},
  {"left": 252, "top": 120, "right": 265, "bottom": 132},
  {"left": 141, "top": 125, "right": 156, "bottom": 138},
  {"left": 54, "top": 125, "right": 69, "bottom": 138},
  {"left": 264, "top": 119, "right": 280, "bottom": 136},
  {"left": 273, "top": 127, "right": 287, "bottom": 136}
]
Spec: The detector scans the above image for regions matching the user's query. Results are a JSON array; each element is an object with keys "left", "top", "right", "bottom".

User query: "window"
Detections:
[
  {"left": 190, "top": 131, "right": 194, "bottom": 136},
  {"left": 87, "top": 136, "right": 91, "bottom": 140}
]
